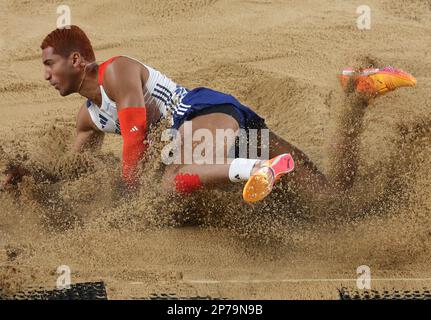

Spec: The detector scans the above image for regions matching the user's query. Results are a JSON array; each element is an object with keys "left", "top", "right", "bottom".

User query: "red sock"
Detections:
[{"left": 174, "top": 173, "right": 202, "bottom": 194}]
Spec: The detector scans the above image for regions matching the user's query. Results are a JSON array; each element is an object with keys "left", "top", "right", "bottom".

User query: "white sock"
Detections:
[{"left": 228, "top": 158, "right": 259, "bottom": 182}]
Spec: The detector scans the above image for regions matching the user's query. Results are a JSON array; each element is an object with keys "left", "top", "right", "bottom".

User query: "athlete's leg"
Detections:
[
  {"left": 267, "top": 130, "right": 331, "bottom": 194},
  {"left": 160, "top": 91, "right": 369, "bottom": 196},
  {"left": 161, "top": 66, "right": 416, "bottom": 200},
  {"left": 266, "top": 66, "right": 417, "bottom": 196},
  {"left": 161, "top": 111, "right": 243, "bottom": 191},
  {"left": 329, "top": 88, "right": 368, "bottom": 191},
  {"left": 161, "top": 112, "right": 296, "bottom": 201},
  {"left": 265, "top": 90, "right": 367, "bottom": 196}
]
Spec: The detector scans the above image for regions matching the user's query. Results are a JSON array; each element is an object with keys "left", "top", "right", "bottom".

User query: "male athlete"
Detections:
[{"left": 1, "top": 26, "right": 417, "bottom": 202}]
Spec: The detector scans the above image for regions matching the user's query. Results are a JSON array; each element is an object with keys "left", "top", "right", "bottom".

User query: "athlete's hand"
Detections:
[{"left": 1, "top": 165, "right": 29, "bottom": 190}]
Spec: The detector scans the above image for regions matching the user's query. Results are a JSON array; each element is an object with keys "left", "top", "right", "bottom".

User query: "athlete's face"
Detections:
[{"left": 42, "top": 46, "right": 83, "bottom": 96}]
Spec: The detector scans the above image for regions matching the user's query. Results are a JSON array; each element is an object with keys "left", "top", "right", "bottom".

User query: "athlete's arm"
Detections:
[
  {"left": 103, "top": 58, "right": 148, "bottom": 188},
  {"left": 1, "top": 102, "right": 104, "bottom": 189},
  {"left": 1, "top": 165, "right": 29, "bottom": 189},
  {"left": 72, "top": 101, "right": 105, "bottom": 153}
]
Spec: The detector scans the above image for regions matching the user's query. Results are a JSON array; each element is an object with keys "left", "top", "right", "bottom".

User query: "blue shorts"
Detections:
[{"left": 171, "top": 87, "right": 266, "bottom": 130}]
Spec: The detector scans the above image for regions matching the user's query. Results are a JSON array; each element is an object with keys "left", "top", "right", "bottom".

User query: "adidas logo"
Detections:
[
  {"left": 130, "top": 126, "right": 138, "bottom": 132},
  {"left": 99, "top": 114, "right": 108, "bottom": 129}
]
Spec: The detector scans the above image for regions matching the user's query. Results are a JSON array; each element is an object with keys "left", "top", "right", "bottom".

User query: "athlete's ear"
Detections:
[{"left": 70, "top": 52, "right": 83, "bottom": 68}]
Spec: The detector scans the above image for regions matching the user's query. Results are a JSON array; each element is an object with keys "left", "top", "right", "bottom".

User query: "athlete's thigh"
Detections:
[{"left": 177, "top": 112, "right": 240, "bottom": 166}]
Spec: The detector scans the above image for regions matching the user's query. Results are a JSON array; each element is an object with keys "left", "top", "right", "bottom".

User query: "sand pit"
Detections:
[{"left": 1, "top": 0, "right": 431, "bottom": 299}]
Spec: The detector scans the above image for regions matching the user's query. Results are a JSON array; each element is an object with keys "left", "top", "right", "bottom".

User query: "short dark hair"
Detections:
[{"left": 40, "top": 25, "right": 95, "bottom": 62}]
